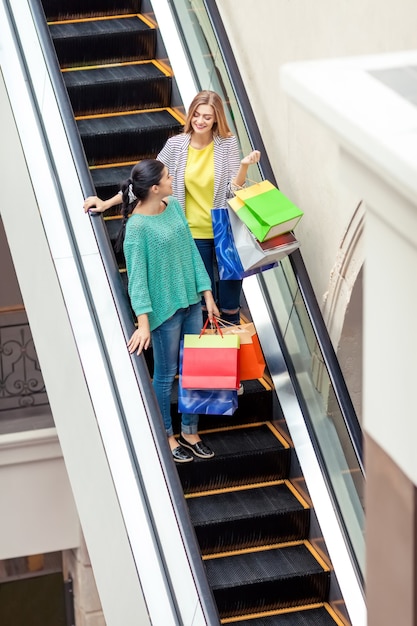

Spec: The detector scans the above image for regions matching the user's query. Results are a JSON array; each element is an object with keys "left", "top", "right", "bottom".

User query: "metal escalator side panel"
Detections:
[{"left": 0, "top": 1, "right": 216, "bottom": 624}]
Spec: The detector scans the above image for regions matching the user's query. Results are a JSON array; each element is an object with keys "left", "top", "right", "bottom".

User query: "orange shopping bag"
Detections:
[{"left": 219, "top": 321, "right": 266, "bottom": 381}]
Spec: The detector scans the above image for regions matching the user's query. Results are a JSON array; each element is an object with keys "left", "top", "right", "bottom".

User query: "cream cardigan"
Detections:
[{"left": 157, "top": 133, "right": 242, "bottom": 211}]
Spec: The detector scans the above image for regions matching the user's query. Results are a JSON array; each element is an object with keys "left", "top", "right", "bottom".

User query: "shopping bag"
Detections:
[
  {"left": 178, "top": 342, "right": 238, "bottom": 415},
  {"left": 229, "top": 180, "right": 303, "bottom": 241},
  {"left": 218, "top": 320, "right": 266, "bottom": 380},
  {"left": 181, "top": 318, "right": 240, "bottom": 390},
  {"left": 212, "top": 207, "right": 300, "bottom": 280},
  {"left": 178, "top": 381, "right": 239, "bottom": 415}
]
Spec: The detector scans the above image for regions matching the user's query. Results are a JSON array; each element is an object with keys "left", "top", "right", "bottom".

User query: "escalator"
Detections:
[
  {"left": 38, "top": 3, "right": 356, "bottom": 624},
  {"left": 1, "top": 0, "right": 364, "bottom": 624}
]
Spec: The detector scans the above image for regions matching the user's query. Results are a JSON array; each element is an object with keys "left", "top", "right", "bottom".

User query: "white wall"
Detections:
[
  {"left": 217, "top": 0, "right": 417, "bottom": 307},
  {"left": 217, "top": 0, "right": 417, "bottom": 413},
  {"left": 218, "top": 0, "right": 417, "bottom": 294},
  {"left": 0, "top": 429, "right": 79, "bottom": 560}
]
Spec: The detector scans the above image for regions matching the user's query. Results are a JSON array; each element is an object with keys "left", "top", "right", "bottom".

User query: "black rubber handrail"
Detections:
[
  {"left": 206, "top": 0, "right": 363, "bottom": 472},
  {"left": 18, "top": 1, "right": 221, "bottom": 622}
]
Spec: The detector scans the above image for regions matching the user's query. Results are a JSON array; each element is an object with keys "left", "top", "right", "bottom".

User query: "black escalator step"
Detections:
[
  {"left": 42, "top": 1, "right": 142, "bottom": 21},
  {"left": 78, "top": 109, "right": 182, "bottom": 165},
  {"left": 205, "top": 543, "right": 330, "bottom": 619},
  {"left": 197, "top": 380, "right": 273, "bottom": 429},
  {"left": 187, "top": 483, "right": 309, "bottom": 554},
  {"left": 49, "top": 17, "right": 156, "bottom": 68},
  {"left": 91, "top": 165, "right": 133, "bottom": 203},
  {"left": 63, "top": 63, "right": 172, "bottom": 116},
  {"left": 177, "top": 424, "right": 290, "bottom": 493},
  {"left": 229, "top": 605, "right": 340, "bottom": 625}
]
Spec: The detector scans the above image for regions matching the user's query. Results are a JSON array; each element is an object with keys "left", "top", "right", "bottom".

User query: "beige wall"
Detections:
[
  {"left": 217, "top": 0, "right": 417, "bottom": 418},
  {"left": 278, "top": 41, "right": 417, "bottom": 623}
]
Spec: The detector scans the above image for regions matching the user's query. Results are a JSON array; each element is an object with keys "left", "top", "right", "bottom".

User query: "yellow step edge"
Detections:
[
  {"left": 134, "top": 12, "right": 155, "bottom": 29},
  {"left": 304, "top": 540, "right": 331, "bottom": 572},
  {"left": 284, "top": 479, "right": 311, "bottom": 510},
  {"left": 202, "top": 538, "right": 316, "bottom": 561},
  {"left": 220, "top": 602, "right": 329, "bottom": 624},
  {"left": 61, "top": 58, "right": 172, "bottom": 78},
  {"left": 195, "top": 420, "right": 288, "bottom": 450},
  {"left": 184, "top": 478, "right": 310, "bottom": 511},
  {"left": 90, "top": 161, "right": 138, "bottom": 170},
  {"left": 153, "top": 58, "right": 176, "bottom": 77},
  {"left": 47, "top": 14, "right": 154, "bottom": 27},
  {"left": 324, "top": 602, "right": 351, "bottom": 626},
  {"left": 264, "top": 420, "right": 290, "bottom": 447},
  {"left": 75, "top": 106, "right": 184, "bottom": 122},
  {"left": 184, "top": 479, "right": 287, "bottom": 500}
]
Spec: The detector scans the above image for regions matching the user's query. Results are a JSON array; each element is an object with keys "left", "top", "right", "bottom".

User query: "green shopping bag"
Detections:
[{"left": 229, "top": 180, "right": 303, "bottom": 242}]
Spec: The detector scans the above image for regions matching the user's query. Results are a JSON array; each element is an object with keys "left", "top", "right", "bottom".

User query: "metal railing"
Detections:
[{"left": 0, "top": 311, "right": 48, "bottom": 412}]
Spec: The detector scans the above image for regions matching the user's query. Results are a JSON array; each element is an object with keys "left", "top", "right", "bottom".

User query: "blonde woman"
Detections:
[{"left": 157, "top": 90, "right": 260, "bottom": 325}]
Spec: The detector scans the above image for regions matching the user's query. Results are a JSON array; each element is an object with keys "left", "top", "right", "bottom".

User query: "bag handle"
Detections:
[
  {"left": 199, "top": 316, "right": 223, "bottom": 338},
  {"left": 215, "top": 318, "right": 243, "bottom": 330}
]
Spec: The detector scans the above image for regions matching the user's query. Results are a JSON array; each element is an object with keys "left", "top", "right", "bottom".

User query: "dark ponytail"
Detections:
[{"left": 114, "top": 159, "right": 165, "bottom": 253}]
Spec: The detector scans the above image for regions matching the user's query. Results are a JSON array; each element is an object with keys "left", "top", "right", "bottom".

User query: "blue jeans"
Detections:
[
  {"left": 194, "top": 238, "right": 242, "bottom": 323},
  {"left": 151, "top": 303, "right": 202, "bottom": 437}
]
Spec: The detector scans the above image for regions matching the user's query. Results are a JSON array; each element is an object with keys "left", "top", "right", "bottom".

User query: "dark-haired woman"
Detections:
[{"left": 116, "top": 159, "right": 219, "bottom": 463}]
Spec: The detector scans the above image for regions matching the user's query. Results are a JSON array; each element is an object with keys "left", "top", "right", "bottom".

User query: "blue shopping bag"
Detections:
[
  {"left": 178, "top": 341, "right": 238, "bottom": 415},
  {"left": 211, "top": 207, "right": 245, "bottom": 279},
  {"left": 212, "top": 207, "right": 290, "bottom": 280}
]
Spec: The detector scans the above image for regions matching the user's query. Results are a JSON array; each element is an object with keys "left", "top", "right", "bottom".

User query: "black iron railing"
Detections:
[{"left": 0, "top": 312, "right": 48, "bottom": 412}]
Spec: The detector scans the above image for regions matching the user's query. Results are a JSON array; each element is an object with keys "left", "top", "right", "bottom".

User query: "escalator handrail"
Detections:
[
  {"left": 205, "top": 0, "right": 363, "bottom": 472},
  {"left": 25, "top": 1, "right": 220, "bottom": 622}
]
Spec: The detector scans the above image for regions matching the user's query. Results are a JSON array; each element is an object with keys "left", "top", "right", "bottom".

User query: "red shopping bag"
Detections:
[
  {"left": 178, "top": 343, "right": 238, "bottom": 416},
  {"left": 181, "top": 318, "right": 240, "bottom": 390},
  {"left": 220, "top": 321, "right": 266, "bottom": 381}
]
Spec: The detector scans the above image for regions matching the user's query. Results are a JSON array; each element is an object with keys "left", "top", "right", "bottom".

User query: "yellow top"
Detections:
[{"left": 184, "top": 142, "right": 215, "bottom": 238}]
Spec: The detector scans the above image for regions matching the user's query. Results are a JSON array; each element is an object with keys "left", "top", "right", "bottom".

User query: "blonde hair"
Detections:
[{"left": 183, "top": 90, "right": 233, "bottom": 138}]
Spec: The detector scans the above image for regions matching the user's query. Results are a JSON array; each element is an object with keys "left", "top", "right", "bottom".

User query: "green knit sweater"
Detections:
[{"left": 123, "top": 196, "right": 211, "bottom": 331}]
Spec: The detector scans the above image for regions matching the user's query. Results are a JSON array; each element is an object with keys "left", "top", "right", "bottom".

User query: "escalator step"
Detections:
[
  {"left": 63, "top": 63, "right": 172, "bottom": 116},
  {"left": 91, "top": 165, "right": 134, "bottom": 202},
  {"left": 197, "top": 380, "right": 273, "bottom": 429},
  {"left": 205, "top": 543, "right": 329, "bottom": 618},
  {"left": 42, "top": 0, "right": 142, "bottom": 21},
  {"left": 187, "top": 483, "right": 309, "bottom": 554},
  {"left": 177, "top": 424, "right": 290, "bottom": 494},
  {"left": 229, "top": 606, "right": 340, "bottom": 625},
  {"left": 77, "top": 109, "right": 183, "bottom": 165},
  {"left": 49, "top": 17, "right": 156, "bottom": 68}
]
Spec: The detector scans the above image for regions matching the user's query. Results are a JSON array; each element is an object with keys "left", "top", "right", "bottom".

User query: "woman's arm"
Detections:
[
  {"left": 202, "top": 291, "right": 220, "bottom": 321},
  {"left": 83, "top": 192, "right": 122, "bottom": 213},
  {"left": 127, "top": 314, "right": 151, "bottom": 355},
  {"left": 232, "top": 150, "right": 261, "bottom": 188}
]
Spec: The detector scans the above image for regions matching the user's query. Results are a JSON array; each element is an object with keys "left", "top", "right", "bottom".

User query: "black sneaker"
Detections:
[
  {"left": 178, "top": 436, "right": 215, "bottom": 459},
  {"left": 172, "top": 445, "right": 194, "bottom": 463}
]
